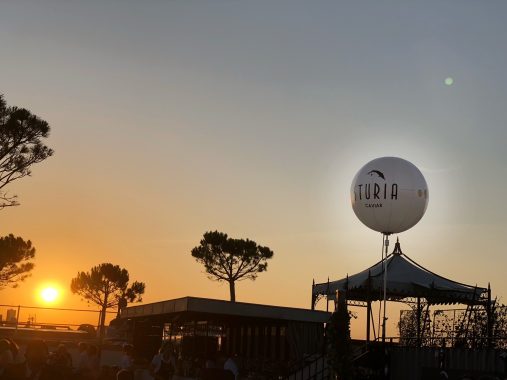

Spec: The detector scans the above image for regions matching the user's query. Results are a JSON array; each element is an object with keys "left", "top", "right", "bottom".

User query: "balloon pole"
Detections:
[{"left": 382, "top": 233, "right": 390, "bottom": 343}]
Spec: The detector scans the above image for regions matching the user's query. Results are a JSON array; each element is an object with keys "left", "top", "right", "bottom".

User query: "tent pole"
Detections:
[
  {"left": 487, "top": 283, "right": 492, "bottom": 349},
  {"left": 371, "top": 306, "right": 377, "bottom": 341},
  {"left": 311, "top": 279, "right": 315, "bottom": 310},
  {"left": 326, "top": 277, "right": 330, "bottom": 313},
  {"left": 366, "top": 271, "right": 372, "bottom": 345},
  {"left": 366, "top": 300, "right": 371, "bottom": 344},
  {"left": 378, "top": 235, "right": 384, "bottom": 340},
  {"left": 382, "top": 233, "right": 390, "bottom": 344},
  {"left": 416, "top": 297, "right": 421, "bottom": 347}
]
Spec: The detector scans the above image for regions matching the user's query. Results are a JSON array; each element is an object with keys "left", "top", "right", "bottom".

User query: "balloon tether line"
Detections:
[{"left": 377, "top": 234, "right": 384, "bottom": 339}]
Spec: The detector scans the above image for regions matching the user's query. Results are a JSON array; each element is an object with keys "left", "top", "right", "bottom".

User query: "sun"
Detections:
[{"left": 40, "top": 286, "right": 59, "bottom": 303}]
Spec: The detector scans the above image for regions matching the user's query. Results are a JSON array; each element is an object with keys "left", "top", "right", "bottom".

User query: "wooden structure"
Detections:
[{"left": 119, "top": 296, "right": 330, "bottom": 375}]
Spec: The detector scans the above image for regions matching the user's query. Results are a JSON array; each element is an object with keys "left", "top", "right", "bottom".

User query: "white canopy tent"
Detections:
[{"left": 312, "top": 239, "right": 490, "bottom": 345}]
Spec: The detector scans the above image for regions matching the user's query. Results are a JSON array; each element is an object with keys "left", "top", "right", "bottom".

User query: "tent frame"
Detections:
[{"left": 311, "top": 239, "right": 492, "bottom": 348}]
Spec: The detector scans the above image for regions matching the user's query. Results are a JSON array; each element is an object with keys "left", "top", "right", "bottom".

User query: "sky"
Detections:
[{"left": 1, "top": 0, "right": 507, "bottom": 336}]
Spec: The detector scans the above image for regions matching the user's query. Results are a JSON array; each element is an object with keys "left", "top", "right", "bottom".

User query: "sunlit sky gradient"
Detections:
[{"left": 1, "top": 1, "right": 507, "bottom": 336}]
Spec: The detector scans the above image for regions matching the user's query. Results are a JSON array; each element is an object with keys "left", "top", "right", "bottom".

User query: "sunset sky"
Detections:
[{"left": 1, "top": 1, "right": 507, "bottom": 336}]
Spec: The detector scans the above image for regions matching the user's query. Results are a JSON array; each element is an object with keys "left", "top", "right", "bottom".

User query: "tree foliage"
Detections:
[
  {"left": 0, "top": 95, "right": 53, "bottom": 208},
  {"left": 452, "top": 303, "right": 507, "bottom": 349},
  {"left": 326, "top": 293, "right": 353, "bottom": 380},
  {"left": 116, "top": 280, "right": 146, "bottom": 317},
  {"left": 0, "top": 234, "right": 36, "bottom": 289},
  {"left": 399, "top": 303, "right": 507, "bottom": 349},
  {"left": 70, "top": 263, "right": 145, "bottom": 339},
  {"left": 398, "top": 303, "right": 432, "bottom": 347},
  {"left": 191, "top": 230, "right": 274, "bottom": 302}
]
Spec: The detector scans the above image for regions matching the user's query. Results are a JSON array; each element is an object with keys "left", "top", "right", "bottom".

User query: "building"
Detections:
[
  {"left": 6, "top": 309, "right": 16, "bottom": 324},
  {"left": 119, "top": 296, "right": 331, "bottom": 377}
]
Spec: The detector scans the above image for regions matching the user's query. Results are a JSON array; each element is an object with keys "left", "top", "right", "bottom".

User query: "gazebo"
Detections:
[{"left": 311, "top": 239, "right": 491, "bottom": 346}]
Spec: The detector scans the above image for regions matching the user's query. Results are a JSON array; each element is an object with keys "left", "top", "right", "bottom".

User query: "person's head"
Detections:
[
  {"left": 0, "top": 339, "right": 13, "bottom": 368},
  {"left": 24, "top": 339, "right": 48, "bottom": 367},
  {"left": 0, "top": 340, "right": 10, "bottom": 354},
  {"left": 4, "top": 338, "right": 19, "bottom": 359}
]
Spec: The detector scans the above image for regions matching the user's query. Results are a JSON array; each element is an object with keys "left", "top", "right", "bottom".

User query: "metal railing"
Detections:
[
  {"left": 286, "top": 354, "right": 331, "bottom": 380},
  {"left": 0, "top": 303, "right": 116, "bottom": 338}
]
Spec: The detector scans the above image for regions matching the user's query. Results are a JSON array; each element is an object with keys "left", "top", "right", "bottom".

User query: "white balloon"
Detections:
[{"left": 350, "top": 157, "right": 429, "bottom": 234}]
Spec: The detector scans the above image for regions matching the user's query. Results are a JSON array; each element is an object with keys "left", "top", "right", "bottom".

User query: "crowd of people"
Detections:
[
  {"left": 0, "top": 338, "right": 240, "bottom": 380},
  {"left": 0, "top": 338, "right": 102, "bottom": 380}
]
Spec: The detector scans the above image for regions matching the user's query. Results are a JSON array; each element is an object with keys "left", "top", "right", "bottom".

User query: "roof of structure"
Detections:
[
  {"left": 121, "top": 296, "right": 331, "bottom": 324},
  {"left": 313, "top": 239, "right": 487, "bottom": 305}
]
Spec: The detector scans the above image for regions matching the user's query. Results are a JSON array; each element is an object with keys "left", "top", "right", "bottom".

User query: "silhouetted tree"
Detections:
[
  {"left": 191, "top": 231, "right": 274, "bottom": 302},
  {"left": 116, "top": 280, "right": 146, "bottom": 318},
  {"left": 449, "top": 302, "right": 507, "bottom": 349},
  {"left": 0, "top": 94, "right": 53, "bottom": 208},
  {"left": 398, "top": 303, "right": 432, "bottom": 347},
  {"left": 70, "top": 263, "right": 145, "bottom": 343},
  {"left": 0, "top": 234, "right": 36, "bottom": 289},
  {"left": 399, "top": 303, "right": 507, "bottom": 349},
  {"left": 326, "top": 292, "right": 352, "bottom": 380}
]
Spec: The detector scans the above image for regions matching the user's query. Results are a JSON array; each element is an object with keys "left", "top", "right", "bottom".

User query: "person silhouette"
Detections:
[{"left": 6, "top": 339, "right": 63, "bottom": 380}]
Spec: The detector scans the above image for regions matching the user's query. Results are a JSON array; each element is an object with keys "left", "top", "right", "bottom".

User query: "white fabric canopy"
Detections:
[{"left": 313, "top": 242, "right": 486, "bottom": 305}]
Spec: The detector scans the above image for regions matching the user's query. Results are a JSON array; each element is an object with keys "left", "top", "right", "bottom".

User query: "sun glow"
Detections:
[{"left": 40, "top": 286, "right": 60, "bottom": 303}]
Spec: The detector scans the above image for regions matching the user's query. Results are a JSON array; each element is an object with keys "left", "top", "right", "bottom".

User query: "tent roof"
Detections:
[{"left": 313, "top": 240, "right": 487, "bottom": 305}]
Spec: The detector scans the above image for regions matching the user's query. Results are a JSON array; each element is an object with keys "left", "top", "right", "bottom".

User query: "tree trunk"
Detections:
[
  {"left": 229, "top": 280, "right": 236, "bottom": 302},
  {"left": 98, "top": 293, "right": 109, "bottom": 360},
  {"left": 97, "top": 304, "right": 107, "bottom": 360},
  {"left": 99, "top": 304, "right": 107, "bottom": 341}
]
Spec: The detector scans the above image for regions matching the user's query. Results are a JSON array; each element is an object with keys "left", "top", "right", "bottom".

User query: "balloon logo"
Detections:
[{"left": 351, "top": 157, "right": 429, "bottom": 234}]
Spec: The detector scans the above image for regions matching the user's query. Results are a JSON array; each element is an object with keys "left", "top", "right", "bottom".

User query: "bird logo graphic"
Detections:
[{"left": 367, "top": 170, "right": 385, "bottom": 180}]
